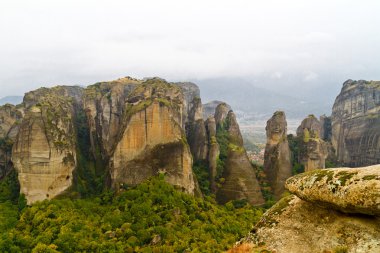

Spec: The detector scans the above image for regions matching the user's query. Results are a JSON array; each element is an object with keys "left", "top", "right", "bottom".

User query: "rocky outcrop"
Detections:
[
  {"left": 1, "top": 76, "right": 264, "bottom": 204},
  {"left": 174, "top": 82, "right": 201, "bottom": 128},
  {"left": 202, "top": 100, "right": 231, "bottom": 120},
  {"left": 12, "top": 86, "right": 82, "bottom": 204},
  {"left": 0, "top": 104, "right": 23, "bottom": 140},
  {"left": 215, "top": 104, "right": 264, "bottom": 205},
  {"left": 177, "top": 83, "right": 208, "bottom": 162},
  {"left": 205, "top": 116, "right": 219, "bottom": 192},
  {"left": 83, "top": 77, "right": 142, "bottom": 158},
  {"left": 237, "top": 166, "right": 380, "bottom": 253},
  {"left": 0, "top": 104, "right": 23, "bottom": 179},
  {"left": 110, "top": 79, "right": 197, "bottom": 195},
  {"left": 331, "top": 80, "right": 380, "bottom": 166},
  {"left": 286, "top": 165, "right": 380, "bottom": 215},
  {"left": 263, "top": 111, "right": 292, "bottom": 199},
  {"left": 320, "top": 115, "right": 332, "bottom": 141},
  {"left": 296, "top": 115, "right": 328, "bottom": 171}
]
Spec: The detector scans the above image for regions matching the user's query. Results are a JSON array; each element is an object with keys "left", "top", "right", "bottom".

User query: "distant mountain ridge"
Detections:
[
  {"left": 0, "top": 96, "right": 23, "bottom": 106},
  {"left": 195, "top": 77, "right": 335, "bottom": 120}
]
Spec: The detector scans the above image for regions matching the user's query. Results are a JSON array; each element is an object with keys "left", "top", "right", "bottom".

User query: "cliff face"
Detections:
[
  {"left": 331, "top": 80, "right": 380, "bottom": 166},
  {"left": 177, "top": 83, "right": 208, "bottom": 162},
  {"left": 0, "top": 76, "right": 265, "bottom": 204},
  {"left": 0, "top": 104, "right": 23, "bottom": 179},
  {"left": 263, "top": 111, "right": 292, "bottom": 199},
  {"left": 205, "top": 116, "right": 219, "bottom": 192},
  {"left": 12, "top": 86, "right": 82, "bottom": 204},
  {"left": 111, "top": 96, "right": 195, "bottom": 194},
  {"left": 237, "top": 165, "right": 380, "bottom": 253},
  {"left": 83, "top": 77, "right": 142, "bottom": 159},
  {"left": 296, "top": 115, "right": 328, "bottom": 171},
  {"left": 215, "top": 104, "right": 264, "bottom": 205}
]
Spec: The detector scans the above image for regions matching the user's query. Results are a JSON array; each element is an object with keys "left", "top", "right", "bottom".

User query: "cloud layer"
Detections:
[{"left": 1, "top": 0, "right": 380, "bottom": 97}]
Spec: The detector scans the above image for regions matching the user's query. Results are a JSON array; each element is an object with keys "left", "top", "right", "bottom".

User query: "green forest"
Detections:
[{"left": 0, "top": 173, "right": 263, "bottom": 252}]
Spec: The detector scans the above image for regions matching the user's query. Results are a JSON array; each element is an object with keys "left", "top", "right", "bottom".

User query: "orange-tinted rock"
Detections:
[{"left": 12, "top": 86, "right": 81, "bottom": 204}]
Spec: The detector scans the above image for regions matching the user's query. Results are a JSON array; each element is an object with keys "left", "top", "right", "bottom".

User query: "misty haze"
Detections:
[{"left": 0, "top": 1, "right": 379, "bottom": 252}]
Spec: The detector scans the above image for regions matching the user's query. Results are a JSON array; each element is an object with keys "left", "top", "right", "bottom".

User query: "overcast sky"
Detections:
[{"left": 1, "top": 0, "right": 380, "bottom": 97}]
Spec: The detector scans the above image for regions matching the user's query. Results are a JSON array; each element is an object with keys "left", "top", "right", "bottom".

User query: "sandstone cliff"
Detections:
[
  {"left": 214, "top": 104, "right": 264, "bottom": 205},
  {"left": 12, "top": 86, "right": 82, "bottom": 204},
  {"left": 296, "top": 115, "right": 328, "bottom": 171},
  {"left": 331, "top": 80, "right": 380, "bottom": 166},
  {"left": 108, "top": 79, "right": 197, "bottom": 195},
  {"left": 0, "top": 104, "right": 23, "bottom": 179},
  {"left": 234, "top": 165, "right": 380, "bottom": 253},
  {"left": 176, "top": 82, "right": 208, "bottom": 162},
  {"left": 0, "top": 76, "right": 266, "bottom": 204},
  {"left": 83, "top": 77, "right": 142, "bottom": 159},
  {"left": 205, "top": 116, "right": 219, "bottom": 192},
  {"left": 263, "top": 111, "right": 292, "bottom": 200}
]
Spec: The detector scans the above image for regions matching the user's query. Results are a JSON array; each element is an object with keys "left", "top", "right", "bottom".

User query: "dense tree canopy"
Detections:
[{"left": 0, "top": 175, "right": 263, "bottom": 252}]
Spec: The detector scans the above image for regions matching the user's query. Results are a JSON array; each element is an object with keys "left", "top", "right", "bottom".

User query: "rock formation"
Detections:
[
  {"left": 263, "top": 111, "right": 292, "bottom": 199},
  {"left": 331, "top": 79, "right": 380, "bottom": 166},
  {"left": 202, "top": 100, "right": 231, "bottom": 120},
  {"left": 236, "top": 165, "right": 380, "bottom": 253},
  {"left": 320, "top": 115, "right": 332, "bottom": 141},
  {"left": 12, "top": 86, "right": 82, "bottom": 204},
  {"left": 110, "top": 80, "right": 195, "bottom": 193},
  {"left": 0, "top": 104, "right": 23, "bottom": 179},
  {"left": 296, "top": 115, "right": 328, "bottom": 171},
  {"left": 83, "top": 78, "right": 197, "bottom": 195},
  {"left": 177, "top": 83, "right": 208, "bottom": 162},
  {"left": 214, "top": 104, "right": 264, "bottom": 205},
  {"left": 0, "top": 76, "right": 264, "bottom": 204},
  {"left": 205, "top": 116, "right": 219, "bottom": 192},
  {"left": 83, "top": 77, "right": 142, "bottom": 159},
  {"left": 286, "top": 166, "right": 380, "bottom": 215}
]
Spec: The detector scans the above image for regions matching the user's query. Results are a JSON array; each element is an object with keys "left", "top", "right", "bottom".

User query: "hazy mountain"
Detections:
[
  {"left": 0, "top": 96, "right": 23, "bottom": 106},
  {"left": 194, "top": 77, "right": 339, "bottom": 120}
]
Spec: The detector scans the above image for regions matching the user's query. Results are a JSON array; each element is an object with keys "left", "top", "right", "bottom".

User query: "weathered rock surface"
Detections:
[
  {"left": 320, "top": 115, "right": 332, "bottom": 141},
  {"left": 205, "top": 116, "right": 219, "bottom": 192},
  {"left": 83, "top": 77, "right": 142, "bottom": 158},
  {"left": 12, "top": 86, "right": 81, "bottom": 204},
  {"left": 202, "top": 100, "right": 231, "bottom": 120},
  {"left": 216, "top": 107, "right": 264, "bottom": 205},
  {"left": 296, "top": 115, "right": 328, "bottom": 171},
  {"left": 1, "top": 76, "right": 263, "bottom": 204},
  {"left": 110, "top": 79, "right": 197, "bottom": 195},
  {"left": 286, "top": 165, "right": 380, "bottom": 215},
  {"left": 174, "top": 82, "right": 201, "bottom": 128},
  {"left": 331, "top": 79, "right": 380, "bottom": 166},
  {"left": 263, "top": 111, "right": 292, "bottom": 199},
  {"left": 0, "top": 104, "right": 23, "bottom": 179},
  {"left": 0, "top": 104, "right": 23, "bottom": 139},
  {"left": 180, "top": 86, "right": 208, "bottom": 162},
  {"left": 241, "top": 195, "right": 380, "bottom": 253}
]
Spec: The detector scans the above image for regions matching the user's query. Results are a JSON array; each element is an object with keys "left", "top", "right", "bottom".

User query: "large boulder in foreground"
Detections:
[
  {"left": 232, "top": 165, "right": 380, "bottom": 253},
  {"left": 286, "top": 165, "right": 380, "bottom": 215},
  {"left": 236, "top": 195, "right": 380, "bottom": 253}
]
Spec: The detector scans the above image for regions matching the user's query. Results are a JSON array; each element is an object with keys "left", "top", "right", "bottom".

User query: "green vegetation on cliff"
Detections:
[
  {"left": 287, "top": 134, "right": 304, "bottom": 175},
  {"left": 192, "top": 161, "right": 211, "bottom": 196},
  {"left": 215, "top": 122, "right": 229, "bottom": 183},
  {"left": 0, "top": 176, "right": 263, "bottom": 252},
  {"left": 72, "top": 106, "right": 107, "bottom": 197}
]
